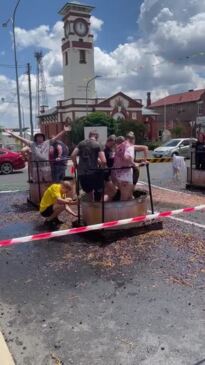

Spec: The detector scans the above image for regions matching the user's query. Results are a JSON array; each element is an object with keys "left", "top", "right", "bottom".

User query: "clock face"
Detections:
[{"left": 74, "top": 18, "right": 88, "bottom": 37}]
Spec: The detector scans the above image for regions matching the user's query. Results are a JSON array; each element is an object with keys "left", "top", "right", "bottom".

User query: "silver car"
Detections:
[{"left": 153, "top": 138, "right": 197, "bottom": 158}]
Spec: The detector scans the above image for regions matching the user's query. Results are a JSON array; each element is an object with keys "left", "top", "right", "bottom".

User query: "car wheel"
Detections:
[{"left": 1, "top": 162, "right": 13, "bottom": 174}]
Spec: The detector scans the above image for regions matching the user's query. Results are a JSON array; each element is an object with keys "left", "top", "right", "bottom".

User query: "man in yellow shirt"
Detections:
[{"left": 40, "top": 181, "right": 77, "bottom": 228}]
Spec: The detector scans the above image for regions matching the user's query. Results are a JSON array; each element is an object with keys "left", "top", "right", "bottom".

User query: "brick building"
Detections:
[{"left": 149, "top": 89, "right": 205, "bottom": 138}]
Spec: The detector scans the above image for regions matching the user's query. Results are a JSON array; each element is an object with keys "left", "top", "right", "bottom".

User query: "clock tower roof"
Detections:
[{"left": 59, "top": 3, "right": 95, "bottom": 17}]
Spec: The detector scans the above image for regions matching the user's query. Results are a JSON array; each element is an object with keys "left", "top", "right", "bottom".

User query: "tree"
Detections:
[
  {"left": 71, "top": 112, "right": 118, "bottom": 144},
  {"left": 0, "top": 125, "right": 4, "bottom": 141},
  {"left": 118, "top": 120, "right": 147, "bottom": 144},
  {"left": 171, "top": 125, "right": 184, "bottom": 138},
  {"left": 70, "top": 112, "right": 147, "bottom": 145}
]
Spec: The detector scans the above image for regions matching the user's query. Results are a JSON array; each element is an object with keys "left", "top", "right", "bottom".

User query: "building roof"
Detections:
[
  {"left": 39, "top": 107, "right": 57, "bottom": 116},
  {"left": 97, "top": 91, "right": 143, "bottom": 108},
  {"left": 150, "top": 89, "right": 205, "bottom": 108},
  {"left": 59, "top": 3, "right": 95, "bottom": 16}
]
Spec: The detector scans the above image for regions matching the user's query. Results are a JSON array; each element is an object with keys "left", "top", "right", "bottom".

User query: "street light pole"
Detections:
[
  {"left": 86, "top": 75, "right": 101, "bottom": 116},
  {"left": 2, "top": 0, "right": 22, "bottom": 136}
]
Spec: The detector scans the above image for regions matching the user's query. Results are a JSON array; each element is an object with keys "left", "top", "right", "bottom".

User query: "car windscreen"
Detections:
[{"left": 163, "top": 140, "right": 180, "bottom": 147}]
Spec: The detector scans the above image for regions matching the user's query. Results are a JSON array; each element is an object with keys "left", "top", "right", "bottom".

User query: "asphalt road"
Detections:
[
  {"left": 0, "top": 168, "right": 28, "bottom": 192},
  {"left": 0, "top": 162, "right": 205, "bottom": 365}
]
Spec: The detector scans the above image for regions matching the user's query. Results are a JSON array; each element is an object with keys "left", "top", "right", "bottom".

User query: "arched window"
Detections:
[{"left": 113, "top": 112, "right": 125, "bottom": 120}]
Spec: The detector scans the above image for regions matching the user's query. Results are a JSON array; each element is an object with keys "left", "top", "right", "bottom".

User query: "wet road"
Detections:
[{"left": 0, "top": 163, "right": 205, "bottom": 364}]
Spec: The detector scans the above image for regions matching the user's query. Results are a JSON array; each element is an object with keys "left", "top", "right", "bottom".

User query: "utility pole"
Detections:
[
  {"left": 27, "top": 63, "right": 34, "bottom": 139},
  {"left": 2, "top": 0, "right": 22, "bottom": 136}
]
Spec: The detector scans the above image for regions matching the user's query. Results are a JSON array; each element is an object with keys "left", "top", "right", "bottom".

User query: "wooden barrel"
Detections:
[
  {"left": 28, "top": 182, "right": 51, "bottom": 207},
  {"left": 81, "top": 190, "right": 148, "bottom": 228}
]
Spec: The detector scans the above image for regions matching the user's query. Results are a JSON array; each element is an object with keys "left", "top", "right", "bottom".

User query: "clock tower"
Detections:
[{"left": 59, "top": 3, "right": 96, "bottom": 100}]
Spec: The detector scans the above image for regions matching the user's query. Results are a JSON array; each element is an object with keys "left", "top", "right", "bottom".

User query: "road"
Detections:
[{"left": 0, "top": 161, "right": 205, "bottom": 365}]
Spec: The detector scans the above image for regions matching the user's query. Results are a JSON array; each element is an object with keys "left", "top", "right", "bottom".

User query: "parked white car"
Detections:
[{"left": 153, "top": 138, "right": 197, "bottom": 158}]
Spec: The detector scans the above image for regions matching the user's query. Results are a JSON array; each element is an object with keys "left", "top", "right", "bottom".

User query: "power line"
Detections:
[{"left": 0, "top": 63, "right": 25, "bottom": 69}]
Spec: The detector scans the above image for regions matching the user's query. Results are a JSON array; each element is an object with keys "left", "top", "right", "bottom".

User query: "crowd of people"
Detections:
[{"left": 71, "top": 130, "right": 148, "bottom": 202}]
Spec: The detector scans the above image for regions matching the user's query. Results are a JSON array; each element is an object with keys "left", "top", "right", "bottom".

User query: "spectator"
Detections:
[
  {"left": 116, "top": 136, "right": 125, "bottom": 145},
  {"left": 5, "top": 126, "right": 69, "bottom": 182},
  {"left": 40, "top": 180, "right": 77, "bottom": 228},
  {"left": 71, "top": 131, "right": 106, "bottom": 201},
  {"left": 50, "top": 139, "right": 69, "bottom": 182},
  {"left": 172, "top": 153, "right": 186, "bottom": 180},
  {"left": 195, "top": 133, "right": 205, "bottom": 170}
]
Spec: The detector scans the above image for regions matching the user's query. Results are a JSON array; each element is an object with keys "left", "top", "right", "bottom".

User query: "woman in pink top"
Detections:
[{"left": 113, "top": 132, "right": 148, "bottom": 200}]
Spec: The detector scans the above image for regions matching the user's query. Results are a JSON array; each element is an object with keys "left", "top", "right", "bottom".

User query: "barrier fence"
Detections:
[{"left": 135, "top": 157, "right": 172, "bottom": 163}]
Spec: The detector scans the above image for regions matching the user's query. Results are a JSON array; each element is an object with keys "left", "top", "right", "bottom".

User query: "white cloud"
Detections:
[
  {"left": 90, "top": 16, "right": 104, "bottom": 32},
  {"left": 15, "top": 22, "right": 63, "bottom": 51}
]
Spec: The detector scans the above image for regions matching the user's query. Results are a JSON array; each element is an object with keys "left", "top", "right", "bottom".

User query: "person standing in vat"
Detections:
[{"left": 71, "top": 131, "right": 106, "bottom": 201}]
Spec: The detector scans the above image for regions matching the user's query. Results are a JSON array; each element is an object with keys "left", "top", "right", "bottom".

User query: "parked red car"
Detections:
[{"left": 0, "top": 148, "right": 25, "bottom": 174}]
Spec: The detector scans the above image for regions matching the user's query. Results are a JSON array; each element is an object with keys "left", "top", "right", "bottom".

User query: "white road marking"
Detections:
[
  {"left": 169, "top": 216, "right": 205, "bottom": 229},
  {"left": 138, "top": 181, "right": 187, "bottom": 194},
  {"left": 0, "top": 190, "right": 23, "bottom": 194},
  {"left": 148, "top": 208, "right": 205, "bottom": 229}
]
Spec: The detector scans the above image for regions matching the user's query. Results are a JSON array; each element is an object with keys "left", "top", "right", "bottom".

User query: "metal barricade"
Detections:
[{"left": 27, "top": 157, "right": 74, "bottom": 206}]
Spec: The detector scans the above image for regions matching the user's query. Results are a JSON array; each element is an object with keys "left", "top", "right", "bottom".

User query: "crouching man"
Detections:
[{"left": 40, "top": 180, "right": 77, "bottom": 228}]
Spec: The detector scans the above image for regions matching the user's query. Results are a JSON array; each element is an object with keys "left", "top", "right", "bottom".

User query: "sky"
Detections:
[{"left": 1, "top": 0, "right": 205, "bottom": 128}]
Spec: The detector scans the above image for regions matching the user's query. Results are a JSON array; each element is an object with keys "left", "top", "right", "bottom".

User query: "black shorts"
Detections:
[
  {"left": 79, "top": 172, "right": 104, "bottom": 193},
  {"left": 41, "top": 205, "right": 54, "bottom": 218}
]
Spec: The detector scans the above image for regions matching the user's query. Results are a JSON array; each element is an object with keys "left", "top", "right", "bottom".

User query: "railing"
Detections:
[
  {"left": 27, "top": 157, "right": 73, "bottom": 204},
  {"left": 189, "top": 146, "right": 205, "bottom": 185}
]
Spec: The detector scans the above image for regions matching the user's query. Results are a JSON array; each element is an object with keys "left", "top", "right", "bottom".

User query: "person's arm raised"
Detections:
[
  {"left": 134, "top": 145, "right": 149, "bottom": 160},
  {"left": 5, "top": 129, "right": 32, "bottom": 146},
  {"left": 51, "top": 125, "right": 69, "bottom": 142}
]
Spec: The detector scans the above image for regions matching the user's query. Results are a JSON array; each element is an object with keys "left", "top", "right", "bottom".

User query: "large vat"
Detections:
[
  {"left": 81, "top": 190, "right": 148, "bottom": 228},
  {"left": 187, "top": 167, "right": 205, "bottom": 188},
  {"left": 28, "top": 182, "right": 50, "bottom": 206}
]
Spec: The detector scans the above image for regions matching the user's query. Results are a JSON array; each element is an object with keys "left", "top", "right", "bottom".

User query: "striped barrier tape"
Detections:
[
  {"left": 135, "top": 158, "right": 172, "bottom": 163},
  {"left": 0, "top": 205, "right": 205, "bottom": 248}
]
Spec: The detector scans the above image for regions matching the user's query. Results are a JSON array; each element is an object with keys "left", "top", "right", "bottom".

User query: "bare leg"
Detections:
[
  {"left": 46, "top": 204, "right": 65, "bottom": 221},
  {"left": 105, "top": 181, "right": 117, "bottom": 201},
  {"left": 119, "top": 182, "right": 133, "bottom": 201}
]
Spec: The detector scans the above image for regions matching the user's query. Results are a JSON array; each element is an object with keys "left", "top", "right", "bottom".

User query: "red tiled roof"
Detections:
[{"left": 150, "top": 89, "right": 205, "bottom": 108}]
